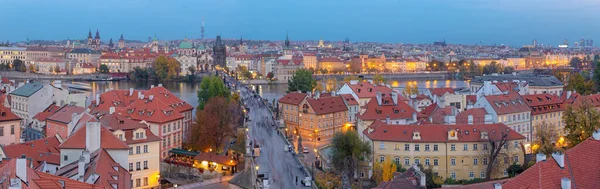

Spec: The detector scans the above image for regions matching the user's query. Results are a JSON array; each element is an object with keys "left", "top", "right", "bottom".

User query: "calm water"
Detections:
[{"left": 51, "top": 79, "right": 468, "bottom": 112}]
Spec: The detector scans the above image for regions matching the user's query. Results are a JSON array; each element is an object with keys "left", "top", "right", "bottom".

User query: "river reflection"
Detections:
[{"left": 52, "top": 79, "right": 468, "bottom": 112}]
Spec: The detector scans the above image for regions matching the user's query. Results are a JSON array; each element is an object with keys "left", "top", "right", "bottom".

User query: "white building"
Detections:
[{"left": 9, "top": 81, "right": 53, "bottom": 125}]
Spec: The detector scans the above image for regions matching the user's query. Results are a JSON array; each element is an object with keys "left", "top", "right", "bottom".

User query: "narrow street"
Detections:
[{"left": 239, "top": 82, "right": 310, "bottom": 189}]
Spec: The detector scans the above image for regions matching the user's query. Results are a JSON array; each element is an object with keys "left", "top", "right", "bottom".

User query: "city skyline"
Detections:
[{"left": 1, "top": 0, "right": 599, "bottom": 46}]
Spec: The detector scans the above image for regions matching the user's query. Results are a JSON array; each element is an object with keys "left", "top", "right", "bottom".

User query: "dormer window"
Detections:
[
  {"left": 448, "top": 130, "right": 458, "bottom": 140},
  {"left": 481, "top": 132, "right": 489, "bottom": 139},
  {"left": 147, "top": 111, "right": 153, "bottom": 116},
  {"left": 138, "top": 110, "right": 145, "bottom": 115},
  {"left": 412, "top": 132, "right": 421, "bottom": 140}
]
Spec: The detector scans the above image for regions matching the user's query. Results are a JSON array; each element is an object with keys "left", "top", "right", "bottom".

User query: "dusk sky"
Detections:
[{"left": 2, "top": 0, "right": 599, "bottom": 46}]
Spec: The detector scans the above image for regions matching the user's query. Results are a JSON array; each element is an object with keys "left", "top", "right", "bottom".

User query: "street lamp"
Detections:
[{"left": 255, "top": 165, "right": 259, "bottom": 171}]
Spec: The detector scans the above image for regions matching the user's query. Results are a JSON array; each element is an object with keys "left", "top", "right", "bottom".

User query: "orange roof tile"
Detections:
[
  {"left": 1, "top": 135, "right": 62, "bottom": 167},
  {"left": 340, "top": 94, "right": 358, "bottom": 105},
  {"left": 56, "top": 149, "right": 130, "bottom": 189},
  {"left": 357, "top": 95, "right": 417, "bottom": 121},
  {"left": 348, "top": 82, "right": 394, "bottom": 99},
  {"left": 429, "top": 88, "right": 455, "bottom": 96},
  {"left": 483, "top": 93, "right": 530, "bottom": 115},
  {"left": 522, "top": 94, "right": 563, "bottom": 115},
  {"left": 0, "top": 106, "right": 21, "bottom": 122},
  {"left": 33, "top": 103, "right": 60, "bottom": 121},
  {"left": 278, "top": 92, "right": 308, "bottom": 105},
  {"left": 46, "top": 105, "right": 86, "bottom": 124},
  {"left": 59, "top": 123, "right": 129, "bottom": 150}
]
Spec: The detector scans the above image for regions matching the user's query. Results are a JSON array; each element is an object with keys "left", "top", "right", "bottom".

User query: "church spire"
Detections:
[
  {"left": 119, "top": 34, "right": 124, "bottom": 41},
  {"left": 95, "top": 29, "right": 100, "bottom": 39},
  {"left": 88, "top": 29, "right": 93, "bottom": 39},
  {"left": 284, "top": 32, "right": 290, "bottom": 48}
]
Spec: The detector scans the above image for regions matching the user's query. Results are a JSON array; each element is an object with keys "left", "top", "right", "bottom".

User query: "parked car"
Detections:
[{"left": 303, "top": 147, "right": 309, "bottom": 153}]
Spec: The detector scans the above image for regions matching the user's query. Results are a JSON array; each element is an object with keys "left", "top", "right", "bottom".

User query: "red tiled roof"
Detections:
[
  {"left": 502, "top": 137, "right": 600, "bottom": 189},
  {"left": 0, "top": 106, "right": 21, "bottom": 122},
  {"left": 121, "top": 97, "right": 184, "bottom": 123},
  {"left": 278, "top": 92, "right": 308, "bottom": 105},
  {"left": 56, "top": 149, "right": 131, "bottom": 189},
  {"left": 1, "top": 77, "right": 14, "bottom": 85},
  {"left": 429, "top": 88, "right": 455, "bottom": 96},
  {"left": 484, "top": 93, "right": 530, "bottom": 115},
  {"left": 364, "top": 122, "right": 525, "bottom": 143},
  {"left": 456, "top": 108, "right": 488, "bottom": 125},
  {"left": 415, "top": 94, "right": 430, "bottom": 101},
  {"left": 466, "top": 95, "right": 477, "bottom": 104},
  {"left": 98, "top": 113, "right": 161, "bottom": 144},
  {"left": 34, "top": 171, "right": 107, "bottom": 189},
  {"left": 494, "top": 82, "right": 520, "bottom": 92},
  {"left": 340, "top": 94, "right": 358, "bottom": 105},
  {"left": 194, "top": 152, "right": 237, "bottom": 166},
  {"left": 420, "top": 103, "right": 438, "bottom": 117},
  {"left": 46, "top": 105, "right": 86, "bottom": 124},
  {"left": 59, "top": 123, "right": 129, "bottom": 150},
  {"left": 357, "top": 95, "right": 417, "bottom": 121},
  {"left": 305, "top": 96, "right": 348, "bottom": 115},
  {"left": 522, "top": 94, "right": 563, "bottom": 115},
  {"left": 2, "top": 135, "right": 62, "bottom": 167},
  {"left": 277, "top": 59, "right": 303, "bottom": 65},
  {"left": 348, "top": 82, "right": 394, "bottom": 99}
]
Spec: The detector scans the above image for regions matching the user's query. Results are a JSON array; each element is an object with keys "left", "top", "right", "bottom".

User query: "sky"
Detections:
[{"left": 1, "top": 0, "right": 599, "bottom": 46}]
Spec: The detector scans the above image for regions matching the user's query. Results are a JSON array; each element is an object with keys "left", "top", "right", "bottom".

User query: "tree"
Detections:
[
  {"left": 188, "top": 97, "right": 241, "bottom": 153},
  {"left": 28, "top": 64, "right": 35, "bottom": 73},
  {"left": 562, "top": 97, "right": 600, "bottom": 147},
  {"left": 315, "top": 172, "right": 342, "bottom": 189},
  {"left": 503, "top": 66, "right": 515, "bottom": 74},
  {"left": 0, "top": 63, "right": 7, "bottom": 70},
  {"left": 372, "top": 158, "right": 396, "bottom": 184},
  {"left": 343, "top": 75, "right": 359, "bottom": 84},
  {"left": 187, "top": 66, "right": 196, "bottom": 75},
  {"left": 54, "top": 66, "right": 61, "bottom": 73},
  {"left": 331, "top": 131, "right": 372, "bottom": 189},
  {"left": 565, "top": 73, "right": 594, "bottom": 95},
  {"left": 313, "top": 80, "right": 324, "bottom": 93},
  {"left": 288, "top": 69, "right": 316, "bottom": 93},
  {"left": 593, "top": 61, "right": 600, "bottom": 91},
  {"left": 197, "top": 76, "right": 231, "bottom": 110},
  {"left": 484, "top": 130, "right": 509, "bottom": 180},
  {"left": 130, "top": 67, "right": 149, "bottom": 80},
  {"left": 402, "top": 83, "right": 419, "bottom": 97},
  {"left": 483, "top": 61, "right": 502, "bottom": 75},
  {"left": 421, "top": 165, "right": 444, "bottom": 188},
  {"left": 372, "top": 73, "right": 385, "bottom": 85},
  {"left": 325, "top": 77, "right": 338, "bottom": 92},
  {"left": 570, "top": 57, "right": 583, "bottom": 68},
  {"left": 506, "top": 164, "right": 525, "bottom": 178},
  {"left": 153, "top": 55, "right": 181, "bottom": 81},
  {"left": 12, "top": 59, "right": 26, "bottom": 72},
  {"left": 99, "top": 64, "right": 109, "bottom": 73},
  {"left": 532, "top": 121, "right": 559, "bottom": 156}
]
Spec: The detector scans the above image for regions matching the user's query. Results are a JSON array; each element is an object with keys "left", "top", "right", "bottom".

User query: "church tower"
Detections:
[
  {"left": 87, "top": 30, "right": 93, "bottom": 46},
  {"left": 213, "top": 35, "right": 226, "bottom": 67},
  {"left": 93, "top": 29, "right": 101, "bottom": 49},
  {"left": 283, "top": 33, "right": 292, "bottom": 58},
  {"left": 118, "top": 34, "right": 125, "bottom": 48}
]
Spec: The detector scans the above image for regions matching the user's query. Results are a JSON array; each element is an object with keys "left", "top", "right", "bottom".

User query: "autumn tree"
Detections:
[
  {"left": 482, "top": 61, "right": 503, "bottom": 75},
  {"left": 288, "top": 68, "right": 316, "bottom": 93},
  {"left": 153, "top": 55, "right": 181, "bottom": 81},
  {"left": 532, "top": 121, "right": 559, "bottom": 156},
  {"left": 325, "top": 77, "right": 338, "bottom": 92},
  {"left": 331, "top": 131, "right": 372, "bottom": 188},
  {"left": 372, "top": 73, "right": 385, "bottom": 85},
  {"left": 562, "top": 97, "right": 600, "bottom": 147},
  {"left": 402, "top": 83, "right": 419, "bottom": 97},
  {"left": 197, "top": 76, "right": 230, "bottom": 110},
  {"left": 188, "top": 97, "right": 241, "bottom": 153},
  {"left": 343, "top": 75, "right": 359, "bottom": 84},
  {"left": 28, "top": 64, "right": 35, "bottom": 73},
  {"left": 12, "top": 59, "right": 26, "bottom": 72},
  {"left": 315, "top": 172, "right": 342, "bottom": 189},
  {"left": 313, "top": 80, "right": 324, "bottom": 93},
  {"left": 372, "top": 158, "right": 397, "bottom": 184}
]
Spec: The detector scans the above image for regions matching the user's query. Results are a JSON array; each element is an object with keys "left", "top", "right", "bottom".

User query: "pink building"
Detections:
[{"left": 0, "top": 106, "right": 22, "bottom": 145}]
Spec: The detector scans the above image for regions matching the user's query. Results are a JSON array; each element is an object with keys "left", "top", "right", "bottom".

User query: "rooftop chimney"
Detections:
[
  {"left": 149, "top": 95, "right": 154, "bottom": 101},
  {"left": 391, "top": 92, "right": 398, "bottom": 105},
  {"left": 566, "top": 91, "right": 572, "bottom": 99},
  {"left": 536, "top": 153, "right": 546, "bottom": 163},
  {"left": 552, "top": 152, "right": 565, "bottom": 168},
  {"left": 561, "top": 177, "right": 571, "bottom": 189},
  {"left": 151, "top": 85, "right": 155, "bottom": 88},
  {"left": 129, "top": 88, "right": 134, "bottom": 96},
  {"left": 77, "top": 156, "right": 85, "bottom": 181},
  {"left": 82, "top": 150, "right": 91, "bottom": 164},
  {"left": 386, "top": 115, "right": 390, "bottom": 124},
  {"left": 95, "top": 94, "right": 100, "bottom": 106},
  {"left": 593, "top": 129, "right": 600, "bottom": 140},
  {"left": 376, "top": 92, "right": 382, "bottom": 106},
  {"left": 158, "top": 83, "right": 163, "bottom": 87},
  {"left": 109, "top": 107, "right": 115, "bottom": 114},
  {"left": 16, "top": 158, "right": 27, "bottom": 184},
  {"left": 494, "top": 183, "right": 502, "bottom": 189},
  {"left": 85, "top": 122, "right": 101, "bottom": 152}
]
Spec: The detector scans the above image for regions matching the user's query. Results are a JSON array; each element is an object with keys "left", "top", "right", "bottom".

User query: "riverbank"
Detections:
[{"left": 0, "top": 71, "right": 125, "bottom": 81}]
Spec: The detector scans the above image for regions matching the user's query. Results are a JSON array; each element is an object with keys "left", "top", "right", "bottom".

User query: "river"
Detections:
[{"left": 47, "top": 79, "right": 468, "bottom": 113}]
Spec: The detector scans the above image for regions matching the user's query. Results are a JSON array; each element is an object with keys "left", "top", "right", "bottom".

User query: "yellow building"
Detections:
[
  {"left": 102, "top": 113, "right": 162, "bottom": 189},
  {"left": 303, "top": 53, "right": 317, "bottom": 70},
  {"left": 298, "top": 95, "right": 349, "bottom": 140},
  {"left": 318, "top": 57, "right": 346, "bottom": 73},
  {"left": 362, "top": 122, "right": 525, "bottom": 180},
  {"left": 0, "top": 47, "right": 27, "bottom": 65},
  {"left": 522, "top": 93, "right": 565, "bottom": 153}
]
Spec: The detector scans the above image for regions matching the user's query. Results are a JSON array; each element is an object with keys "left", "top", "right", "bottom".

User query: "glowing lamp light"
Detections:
[{"left": 255, "top": 166, "right": 259, "bottom": 171}]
